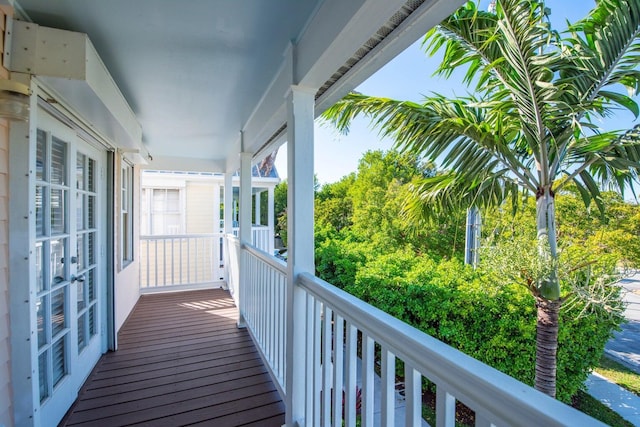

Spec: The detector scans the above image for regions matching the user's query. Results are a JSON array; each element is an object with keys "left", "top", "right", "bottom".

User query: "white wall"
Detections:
[{"left": 114, "top": 159, "right": 141, "bottom": 333}]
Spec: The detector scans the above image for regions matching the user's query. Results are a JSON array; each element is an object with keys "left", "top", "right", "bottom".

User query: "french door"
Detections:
[{"left": 35, "top": 107, "right": 106, "bottom": 424}]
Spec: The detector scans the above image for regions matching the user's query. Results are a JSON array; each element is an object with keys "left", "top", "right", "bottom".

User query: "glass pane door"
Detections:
[
  {"left": 36, "top": 108, "right": 105, "bottom": 425},
  {"left": 35, "top": 129, "right": 71, "bottom": 403},
  {"left": 75, "top": 152, "right": 99, "bottom": 353}
]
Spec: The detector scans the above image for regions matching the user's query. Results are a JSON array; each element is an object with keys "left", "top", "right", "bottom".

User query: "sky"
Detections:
[{"left": 274, "top": 0, "right": 640, "bottom": 186}]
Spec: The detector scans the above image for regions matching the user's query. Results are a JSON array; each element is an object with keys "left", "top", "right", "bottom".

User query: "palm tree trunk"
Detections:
[
  {"left": 534, "top": 186, "right": 562, "bottom": 398},
  {"left": 535, "top": 186, "right": 559, "bottom": 299},
  {"left": 535, "top": 297, "right": 561, "bottom": 398}
]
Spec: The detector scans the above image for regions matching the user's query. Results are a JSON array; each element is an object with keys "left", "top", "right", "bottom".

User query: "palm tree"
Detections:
[{"left": 322, "top": 0, "right": 640, "bottom": 398}]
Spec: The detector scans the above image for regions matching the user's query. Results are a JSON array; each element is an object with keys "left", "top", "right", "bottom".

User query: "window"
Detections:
[
  {"left": 141, "top": 188, "right": 183, "bottom": 235},
  {"left": 121, "top": 162, "right": 134, "bottom": 265}
]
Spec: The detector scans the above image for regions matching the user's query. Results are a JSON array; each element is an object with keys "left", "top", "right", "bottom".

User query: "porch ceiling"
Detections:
[{"left": 14, "top": 0, "right": 462, "bottom": 172}]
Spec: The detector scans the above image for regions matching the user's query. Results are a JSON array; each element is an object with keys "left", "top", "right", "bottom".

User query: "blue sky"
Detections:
[{"left": 275, "top": 0, "right": 639, "bottom": 185}]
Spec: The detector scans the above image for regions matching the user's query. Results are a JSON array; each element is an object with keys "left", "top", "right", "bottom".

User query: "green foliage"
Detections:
[
  {"left": 274, "top": 179, "right": 288, "bottom": 245},
  {"left": 274, "top": 179, "right": 287, "bottom": 218},
  {"left": 316, "top": 174, "right": 355, "bottom": 232},
  {"left": 314, "top": 150, "right": 465, "bottom": 261},
  {"left": 346, "top": 255, "right": 621, "bottom": 403},
  {"left": 482, "top": 190, "right": 640, "bottom": 269}
]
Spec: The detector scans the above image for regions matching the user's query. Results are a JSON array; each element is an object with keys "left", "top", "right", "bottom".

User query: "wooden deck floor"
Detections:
[{"left": 60, "top": 289, "right": 285, "bottom": 427}]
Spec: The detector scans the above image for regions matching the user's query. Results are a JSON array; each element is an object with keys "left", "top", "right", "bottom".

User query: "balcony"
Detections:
[{"left": 65, "top": 235, "right": 604, "bottom": 426}]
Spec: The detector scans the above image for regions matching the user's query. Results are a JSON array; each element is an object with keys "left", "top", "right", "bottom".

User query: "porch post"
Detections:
[
  {"left": 267, "top": 186, "right": 275, "bottom": 254},
  {"left": 224, "top": 172, "right": 233, "bottom": 235},
  {"left": 254, "top": 190, "right": 261, "bottom": 226},
  {"left": 213, "top": 183, "right": 221, "bottom": 232},
  {"left": 223, "top": 172, "right": 234, "bottom": 290},
  {"left": 213, "top": 182, "right": 222, "bottom": 282},
  {"left": 238, "top": 151, "right": 253, "bottom": 328},
  {"left": 285, "top": 84, "right": 315, "bottom": 426}
]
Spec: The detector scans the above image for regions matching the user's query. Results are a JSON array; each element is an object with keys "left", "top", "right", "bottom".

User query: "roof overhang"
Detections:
[{"left": 9, "top": 0, "right": 464, "bottom": 172}]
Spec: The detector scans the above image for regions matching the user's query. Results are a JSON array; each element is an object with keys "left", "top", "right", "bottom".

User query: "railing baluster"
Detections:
[
  {"left": 381, "top": 348, "right": 395, "bottom": 427},
  {"left": 145, "top": 240, "right": 150, "bottom": 288},
  {"left": 345, "top": 322, "right": 357, "bottom": 427},
  {"left": 405, "top": 365, "right": 421, "bottom": 427},
  {"left": 180, "top": 236, "right": 191, "bottom": 283},
  {"left": 154, "top": 239, "right": 158, "bottom": 287},
  {"left": 305, "top": 293, "right": 314, "bottom": 425},
  {"left": 313, "top": 300, "right": 322, "bottom": 427},
  {"left": 170, "top": 237, "right": 175, "bottom": 285},
  {"left": 322, "top": 306, "right": 332, "bottom": 427},
  {"left": 278, "top": 271, "right": 284, "bottom": 385},
  {"left": 436, "top": 386, "right": 456, "bottom": 427},
  {"left": 195, "top": 237, "right": 199, "bottom": 283},
  {"left": 362, "top": 334, "right": 374, "bottom": 427},
  {"left": 260, "top": 260, "right": 265, "bottom": 344},
  {"left": 332, "top": 315, "right": 344, "bottom": 427},
  {"left": 272, "top": 269, "right": 278, "bottom": 368}
]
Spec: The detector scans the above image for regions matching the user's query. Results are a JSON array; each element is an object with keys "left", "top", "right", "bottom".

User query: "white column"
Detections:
[
  {"left": 239, "top": 153, "right": 253, "bottom": 244},
  {"left": 268, "top": 186, "right": 275, "bottom": 254},
  {"left": 254, "top": 190, "right": 261, "bottom": 226},
  {"left": 285, "top": 84, "right": 315, "bottom": 426},
  {"left": 213, "top": 183, "right": 221, "bottom": 232},
  {"left": 224, "top": 172, "right": 233, "bottom": 235},
  {"left": 213, "top": 182, "right": 222, "bottom": 281},
  {"left": 223, "top": 172, "right": 234, "bottom": 290},
  {"left": 238, "top": 151, "right": 253, "bottom": 328}
]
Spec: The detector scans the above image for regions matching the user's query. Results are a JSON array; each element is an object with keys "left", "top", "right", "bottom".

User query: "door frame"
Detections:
[{"left": 9, "top": 80, "right": 115, "bottom": 427}]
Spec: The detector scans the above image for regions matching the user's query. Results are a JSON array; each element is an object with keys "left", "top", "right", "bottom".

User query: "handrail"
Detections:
[
  {"left": 298, "top": 272, "right": 604, "bottom": 427},
  {"left": 140, "top": 232, "right": 219, "bottom": 240},
  {"left": 243, "top": 242, "right": 287, "bottom": 275}
]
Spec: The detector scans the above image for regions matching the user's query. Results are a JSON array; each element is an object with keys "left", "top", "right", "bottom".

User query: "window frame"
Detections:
[
  {"left": 120, "top": 160, "right": 134, "bottom": 267},
  {"left": 140, "top": 187, "right": 185, "bottom": 235}
]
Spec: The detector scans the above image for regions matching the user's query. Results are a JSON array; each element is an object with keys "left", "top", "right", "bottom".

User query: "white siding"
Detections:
[{"left": 185, "top": 182, "right": 215, "bottom": 234}]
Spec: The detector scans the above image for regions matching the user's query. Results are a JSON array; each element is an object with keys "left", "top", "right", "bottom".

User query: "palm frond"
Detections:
[
  {"left": 423, "top": 1, "right": 505, "bottom": 90},
  {"left": 558, "top": 125, "right": 640, "bottom": 201},
  {"left": 402, "top": 169, "right": 521, "bottom": 224},
  {"left": 321, "top": 92, "right": 539, "bottom": 193},
  {"left": 561, "top": 0, "right": 640, "bottom": 117}
]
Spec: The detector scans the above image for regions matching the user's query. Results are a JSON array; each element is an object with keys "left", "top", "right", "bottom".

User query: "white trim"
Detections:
[
  {"left": 120, "top": 160, "right": 134, "bottom": 266},
  {"left": 8, "top": 77, "right": 38, "bottom": 427}
]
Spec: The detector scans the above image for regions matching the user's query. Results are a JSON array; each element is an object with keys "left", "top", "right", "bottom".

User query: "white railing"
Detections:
[
  {"left": 140, "top": 226, "right": 274, "bottom": 293},
  {"left": 230, "top": 238, "right": 605, "bottom": 427},
  {"left": 242, "top": 244, "right": 287, "bottom": 396},
  {"left": 140, "top": 233, "right": 224, "bottom": 292},
  {"left": 232, "top": 225, "right": 272, "bottom": 253}
]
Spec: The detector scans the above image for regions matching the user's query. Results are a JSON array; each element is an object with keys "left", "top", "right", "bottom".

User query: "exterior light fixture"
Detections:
[{"left": 0, "top": 79, "right": 31, "bottom": 121}]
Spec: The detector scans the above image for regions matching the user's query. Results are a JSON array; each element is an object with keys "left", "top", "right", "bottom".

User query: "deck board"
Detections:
[{"left": 60, "top": 289, "right": 285, "bottom": 427}]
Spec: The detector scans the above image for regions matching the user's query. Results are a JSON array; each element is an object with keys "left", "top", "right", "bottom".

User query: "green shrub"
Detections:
[{"left": 346, "top": 256, "right": 621, "bottom": 403}]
